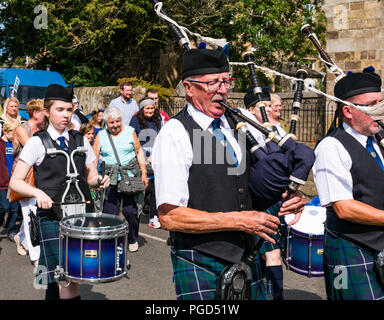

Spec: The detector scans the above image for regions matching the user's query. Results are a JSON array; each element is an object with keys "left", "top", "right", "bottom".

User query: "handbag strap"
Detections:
[{"left": 106, "top": 130, "right": 126, "bottom": 176}]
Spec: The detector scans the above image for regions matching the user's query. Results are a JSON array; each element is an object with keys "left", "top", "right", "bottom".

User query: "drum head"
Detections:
[
  {"left": 62, "top": 213, "right": 124, "bottom": 228},
  {"left": 284, "top": 205, "right": 326, "bottom": 235},
  {"left": 60, "top": 213, "right": 127, "bottom": 239}
]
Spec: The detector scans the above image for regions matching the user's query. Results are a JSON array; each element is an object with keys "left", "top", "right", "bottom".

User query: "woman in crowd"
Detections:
[
  {"left": 93, "top": 107, "right": 148, "bottom": 252},
  {"left": 0, "top": 97, "right": 22, "bottom": 135},
  {"left": 270, "top": 93, "right": 289, "bottom": 134},
  {"left": 12, "top": 99, "right": 46, "bottom": 265},
  {"left": 129, "top": 98, "right": 162, "bottom": 229},
  {"left": 89, "top": 107, "right": 104, "bottom": 140}
]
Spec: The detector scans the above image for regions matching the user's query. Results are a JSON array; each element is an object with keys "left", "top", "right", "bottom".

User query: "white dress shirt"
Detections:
[
  {"left": 19, "top": 125, "right": 96, "bottom": 167},
  {"left": 313, "top": 122, "right": 384, "bottom": 208},
  {"left": 152, "top": 104, "right": 266, "bottom": 209}
]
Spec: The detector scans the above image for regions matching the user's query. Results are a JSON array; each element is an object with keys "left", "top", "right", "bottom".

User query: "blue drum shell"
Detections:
[
  {"left": 285, "top": 227, "right": 324, "bottom": 277},
  {"left": 59, "top": 213, "right": 128, "bottom": 283}
]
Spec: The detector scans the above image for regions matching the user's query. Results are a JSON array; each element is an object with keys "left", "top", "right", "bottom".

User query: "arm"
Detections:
[
  {"left": 14, "top": 125, "right": 31, "bottom": 147},
  {"left": 85, "top": 159, "right": 110, "bottom": 188},
  {"left": 158, "top": 203, "right": 280, "bottom": 244},
  {"left": 332, "top": 199, "right": 384, "bottom": 226},
  {"left": 92, "top": 133, "right": 101, "bottom": 164},
  {"left": 9, "top": 159, "right": 53, "bottom": 209},
  {"left": 133, "top": 130, "right": 148, "bottom": 188}
]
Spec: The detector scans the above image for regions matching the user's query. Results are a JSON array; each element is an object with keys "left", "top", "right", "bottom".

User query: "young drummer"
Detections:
[{"left": 9, "top": 84, "right": 110, "bottom": 300}]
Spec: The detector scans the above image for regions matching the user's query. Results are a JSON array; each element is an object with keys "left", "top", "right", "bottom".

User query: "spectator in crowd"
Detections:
[
  {"left": 93, "top": 107, "right": 148, "bottom": 252},
  {"left": 0, "top": 121, "right": 20, "bottom": 242},
  {"left": 270, "top": 93, "right": 289, "bottom": 133},
  {"left": 12, "top": 99, "right": 46, "bottom": 264},
  {"left": 145, "top": 88, "right": 170, "bottom": 125},
  {"left": 89, "top": 107, "right": 104, "bottom": 139},
  {"left": 80, "top": 123, "right": 95, "bottom": 145},
  {"left": 71, "top": 95, "right": 88, "bottom": 130},
  {"left": 130, "top": 98, "right": 162, "bottom": 229},
  {"left": 109, "top": 82, "right": 139, "bottom": 126},
  {"left": 0, "top": 97, "right": 22, "bottom": 135}
]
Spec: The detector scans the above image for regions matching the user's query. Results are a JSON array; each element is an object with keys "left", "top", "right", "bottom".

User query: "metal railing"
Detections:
[{"left": 162, "top": 92, "right": 326, "bottom": 144}]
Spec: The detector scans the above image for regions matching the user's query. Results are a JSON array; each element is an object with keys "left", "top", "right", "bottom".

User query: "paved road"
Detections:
[{"left": 0, "top": 216, "right": 326, "bottom": 300}]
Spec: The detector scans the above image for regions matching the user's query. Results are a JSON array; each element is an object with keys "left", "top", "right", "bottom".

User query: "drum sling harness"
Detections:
[{"left": 38, "top": 130, "right": 89, "bottom": 219}]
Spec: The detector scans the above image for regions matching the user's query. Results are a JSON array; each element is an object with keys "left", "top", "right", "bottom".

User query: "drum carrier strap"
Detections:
[{"left": 37, "top": 130, "right": 88, "bottom": 219}]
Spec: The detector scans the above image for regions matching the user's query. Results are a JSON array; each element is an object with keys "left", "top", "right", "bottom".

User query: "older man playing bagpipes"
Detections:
[{"left": 151, "top": 1, "right": 316, "bottom": 300}]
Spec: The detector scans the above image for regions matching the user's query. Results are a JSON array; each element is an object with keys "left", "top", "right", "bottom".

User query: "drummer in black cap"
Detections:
[
  {"left": 10, "top": 84, "right": 110, "bottom": 300},
  {"left": 151, "top": 48, "right": 304, "bottom": 300},
  {"left": 313, "top": 67, "right": 384, "bottom": 300}
]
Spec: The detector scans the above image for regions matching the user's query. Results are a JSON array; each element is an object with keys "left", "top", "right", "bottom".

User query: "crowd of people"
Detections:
[{"left": 2, "top": 47, "right": 384, "bottom": 301}]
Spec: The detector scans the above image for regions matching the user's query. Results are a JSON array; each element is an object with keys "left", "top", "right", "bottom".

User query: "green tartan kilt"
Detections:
[
  {"left": 324, "top": 230, "right": 384, "bottom": 300},
  {"left": 170, "top": 242, "right": 267, "bottom": 300},
  {"left": 36, "top": 211, "right": 60, "bottom": 285},
  {"left": 259, "top": 203, "right": 284, "bottom": 255}
]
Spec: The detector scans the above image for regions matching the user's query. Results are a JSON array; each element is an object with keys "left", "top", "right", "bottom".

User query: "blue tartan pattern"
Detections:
[
  {"left": 37, "top": 212, "right": 60, "bottom": 285},
  {"left": 324, "top": 230, "right": 384, "bottom": 300},
  {"left": 170, "top": 242, "right": 267, "bottom": 300}
]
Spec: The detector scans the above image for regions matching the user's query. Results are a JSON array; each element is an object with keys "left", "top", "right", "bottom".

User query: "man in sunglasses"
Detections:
[{"left": 152, "top": 47, "right": 304, "bottom": 300}]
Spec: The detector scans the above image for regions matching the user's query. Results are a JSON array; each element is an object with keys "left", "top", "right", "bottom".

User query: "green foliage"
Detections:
[
  {"left": 117, "top": 77, "right": 175, "bottom": 101},
  {"left": 0, "top": 0, "right": 326, "bottom": 90}
]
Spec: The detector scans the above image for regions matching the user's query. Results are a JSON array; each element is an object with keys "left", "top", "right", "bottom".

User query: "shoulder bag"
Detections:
[{"left": 106, "top": 130, "right": 145, "bottom": 195}]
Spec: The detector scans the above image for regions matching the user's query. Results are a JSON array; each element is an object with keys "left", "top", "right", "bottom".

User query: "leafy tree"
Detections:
[{"left": 0, "top": 0, "right": 325, "bottom": 89}]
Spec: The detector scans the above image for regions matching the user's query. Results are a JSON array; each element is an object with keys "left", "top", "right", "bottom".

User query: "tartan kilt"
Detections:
[
  {"left": 36, "top": 211, "right": 60, "bottom": 285},
  {"left": 170, "top": 242, "right": 267, "bottom": 300},
  {"left": 259, "top": 203, "right": 283, "bottom": 255},
  {"left": 324, "top": 230, "right": 384, "bottom": 300}
]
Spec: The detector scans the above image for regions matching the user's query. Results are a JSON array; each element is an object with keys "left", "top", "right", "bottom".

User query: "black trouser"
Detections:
[{"left": 146, "top": 179, "right": 157, "bottom": 219}]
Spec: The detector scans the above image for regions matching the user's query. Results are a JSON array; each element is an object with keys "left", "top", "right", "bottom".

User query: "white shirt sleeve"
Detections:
[
  {"left": 312, "top": 136, "right": 354, "bottom": 207},
  {"left": 151, "top": 119, "right": 193, "bottom": 208},
  {"left": 18, "top": 136, "right": 46, "bottom": 166}
]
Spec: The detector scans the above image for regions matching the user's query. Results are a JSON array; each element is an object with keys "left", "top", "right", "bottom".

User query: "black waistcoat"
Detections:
[
  {"left": 326, "top": 128, "right": 384, "bottom": 252},
  {"left": 170, "top": 106, "right": 255, "bottom": 264},
  {"left": 33, "top": 130, "right": 93, "bottom": 219}
]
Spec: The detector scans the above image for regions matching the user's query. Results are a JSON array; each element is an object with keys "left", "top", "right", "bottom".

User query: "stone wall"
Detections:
[
  {"left": 74, "top": 85, "right": 148, "bottom": 115},
  {"left": 322, "top": 0, "right": 384, "bottom": 128}
]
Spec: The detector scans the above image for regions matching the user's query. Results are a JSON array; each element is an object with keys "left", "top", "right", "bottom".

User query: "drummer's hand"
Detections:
[
  {"left": 278, "top": 191, "right": 305, "bottom": 225},
  {"left": 98, "top": 175, "right": 110, "bottom": 189},
  {"left": 35, "top": 189, "right": 53, "bottom": 210}
]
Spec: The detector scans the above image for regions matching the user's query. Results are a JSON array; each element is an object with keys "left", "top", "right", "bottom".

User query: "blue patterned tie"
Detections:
[
  {"left": 366, "top": 136, "right": 384, "bottom": 171},
  {"left": 58, "top": 136, "right": 69, "bottom": 153},
  {"left": 211, "top": 118, "right": 238, "bottom": 166}
]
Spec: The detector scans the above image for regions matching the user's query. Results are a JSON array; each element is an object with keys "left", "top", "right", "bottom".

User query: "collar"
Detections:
[
  {"left": 120, "top": 96, "right": 132, "bottom": 104},
  {"left": 47, "top": 125, "right": 69, "bottom": 142},
  {"left": 342, "top": 122, "right": 375, "bottom": 146},
  {"left": 187, "top": 103, "right": 230, "bottom": 131}
]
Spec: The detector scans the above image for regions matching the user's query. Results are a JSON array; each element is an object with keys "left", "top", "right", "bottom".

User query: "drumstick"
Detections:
[
  {"left": 99, "top": 161, "right": 106, "bottom": 215},
  {"left": 52, "top": 200, "right": 92, "bottom": 206}
]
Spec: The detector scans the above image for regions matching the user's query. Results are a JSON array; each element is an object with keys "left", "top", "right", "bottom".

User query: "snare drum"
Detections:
[
  {"left": 284, "top": 206, "right": 326, "bottom": 277},
  {"left": 56, "top": 213, "right": 129, "bottom": 283}
]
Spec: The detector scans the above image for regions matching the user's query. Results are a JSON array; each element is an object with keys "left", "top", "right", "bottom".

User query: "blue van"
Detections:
[{"left": 0, "top": 68, "right": 67, "bottom": 120}]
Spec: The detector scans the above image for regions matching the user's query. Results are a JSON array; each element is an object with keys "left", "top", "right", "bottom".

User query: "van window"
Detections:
[{"left": 9, "top": 85, "right": 47, "bottom": 109}]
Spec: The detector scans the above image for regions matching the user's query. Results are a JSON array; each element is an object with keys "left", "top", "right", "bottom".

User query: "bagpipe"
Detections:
[
  {"left": 152, "top": 1, "right": 315, "bottom": 299},
  {"left": 301, "top": 24, "right": 384, "bottom": 147}
]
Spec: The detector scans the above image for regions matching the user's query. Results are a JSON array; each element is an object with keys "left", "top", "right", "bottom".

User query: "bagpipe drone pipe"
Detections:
[{"left": 301, "top": 23, "right": 384, "bottom": 147}]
